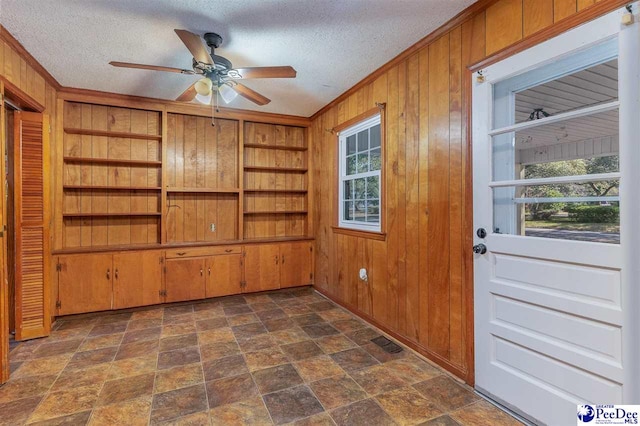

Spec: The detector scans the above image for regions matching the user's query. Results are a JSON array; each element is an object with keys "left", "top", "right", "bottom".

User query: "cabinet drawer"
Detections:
[{"left": 165, "top": 245, "right": 242, "bottom": 258}]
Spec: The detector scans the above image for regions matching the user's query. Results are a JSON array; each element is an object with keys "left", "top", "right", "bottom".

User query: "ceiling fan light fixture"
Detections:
[
  {"left": 219, "top": 83, "right": 238, "bottom": 103},
  {"left": 195, "top": 92, "right": 212, "bottom": 105},
  {"left": 194, "top": 77, "right": 213, "bottom": 96}
]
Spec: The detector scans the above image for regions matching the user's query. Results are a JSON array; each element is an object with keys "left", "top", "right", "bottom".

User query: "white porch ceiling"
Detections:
[
  {"left": 515, "top": 60, "right": 619, "bottom": 149},
  {"left": 0, "top": 0, "right": 476, "bottom": 117}
]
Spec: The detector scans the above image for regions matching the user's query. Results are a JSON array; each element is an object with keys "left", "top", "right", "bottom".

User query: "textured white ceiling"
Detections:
[{"left": 0, "top": 0, "right": 476, "bottom": 117}]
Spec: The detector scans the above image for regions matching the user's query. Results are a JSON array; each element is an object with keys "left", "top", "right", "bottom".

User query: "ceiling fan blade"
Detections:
[
  {"left": 230, "top": 66, "right": 297, "bottom": 79},
  {"left": 174, "top": 29, "right": 214, "bottom": 65},
  {"left": 109, "top": 61, "right": 194, "bottom": 74},
  {"left": 176, "top": 82, "right": 197, "bottom": 102},
  {"left": 232, "top": 83, "right": 271, "bottom": 106}
]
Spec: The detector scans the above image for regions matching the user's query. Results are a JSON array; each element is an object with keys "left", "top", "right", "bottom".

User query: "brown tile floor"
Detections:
[{"left": 2, "top": 287, "right": 522, "bottom": 425}]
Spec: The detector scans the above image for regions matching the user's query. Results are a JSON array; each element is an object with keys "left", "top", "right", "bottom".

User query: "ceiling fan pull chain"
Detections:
[{"left": 211, "top": 90, "right": 216, "bottom": 127}]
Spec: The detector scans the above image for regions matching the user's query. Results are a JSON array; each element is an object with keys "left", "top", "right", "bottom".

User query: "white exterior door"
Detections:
[{"left": 472, "top": 5, "right": 640, "bottom": 425}]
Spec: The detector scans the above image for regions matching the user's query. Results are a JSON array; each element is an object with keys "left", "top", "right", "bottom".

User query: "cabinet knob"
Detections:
[
  {"left": 208, "top": 267, "right": 211, "bottom": 276},
  {"left": 200, "top": 268, "right": 204, "bottom": 276},
  {"left": 106, "top": 269, "right": 110, "bottom": 280}
]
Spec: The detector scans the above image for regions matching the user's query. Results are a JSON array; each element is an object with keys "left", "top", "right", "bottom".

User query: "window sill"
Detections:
[{"left": 332, "top": 226, "right": 386, "bottom": 241}]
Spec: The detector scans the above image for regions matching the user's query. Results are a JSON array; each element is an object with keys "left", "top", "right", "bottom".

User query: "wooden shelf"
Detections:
[
  {"left": 244, "top": 189, "right": 307, "bottom": 194},
  {"left": 64, "top": 185, "right": 161, "bottom": 191},
  {"left": 64, "top": 127, "right": 162, "bottom": 141},
  {"left": 244, "top": 143, "right": 307, "bottom": 152},
  {"left": 64, "top": 157, "right": 162, "bottom": 167},
  {"left": 166, "top": 188, "right": 241, "bottom": 193},
  {"left": 63, "top": 212, "right": 162, "bottom": 218},
  {"left": 244, "top": 166, "right": 307, "bottom": 173},
  {"left": 244, "top": 211, "right": 308, "bottom": 215}
]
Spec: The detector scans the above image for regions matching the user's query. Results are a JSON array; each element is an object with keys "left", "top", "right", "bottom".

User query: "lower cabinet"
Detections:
[
  {"left": 113, "top": 251, "right": 164, "bottom": 309},
  {"left": 163, "top": 246, "right": 243, "bottom": 302},
  {"left": 54, "top": 240, "right": 312, "bottom": 316},
  {"left": 244, "top": 242, "right": 313, "bottom": 293},
  {"left": 56, "top": 251, "right": 164, "bottom": 315},
  {"left": 280, "top": 242, "right": 313, "bottom": 288},
  {"left": 244, "top": 244, "right": 280, "bottom": 293},
  {"left": 57, "top": 253, "right": 113, "bottom": 315},
  {"left": 206, "top": 254, "right": 243, "bottom": 298},
  {"left": 165, "top": 258, "right": 206, "bottom": 303}
]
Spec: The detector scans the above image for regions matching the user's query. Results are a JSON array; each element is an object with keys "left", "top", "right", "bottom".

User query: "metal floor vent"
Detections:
[{"left": 370, "top": 336, "right": 403, "bottom": 354}]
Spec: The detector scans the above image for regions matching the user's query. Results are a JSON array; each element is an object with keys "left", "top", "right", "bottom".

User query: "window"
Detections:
[{"left": 338, "top": 114, "right": 382, "bottom": 232}]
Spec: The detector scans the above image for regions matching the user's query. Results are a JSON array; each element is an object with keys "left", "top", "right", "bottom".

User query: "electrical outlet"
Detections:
[{"left": 209, "top": 223, "right": 216, "bottom": 232}]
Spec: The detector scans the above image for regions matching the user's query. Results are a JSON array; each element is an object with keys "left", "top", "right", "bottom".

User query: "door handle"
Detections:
[
  {"left": 200, "top": 268, "right": 204, "bottom": 276},
  {"left": 208, "top": 267, "right": 211, "bottom": 276},
  {"left": 177, "top": 252, "right": 186, "bottom": 256},
  {"left": 275, "top": 255, "right": 279, "bottom": 265},
  {"left": 114, "top": 269, "right": 119, "bottom": 280},
  {"left": 473, "top": 243, "right": 487, "bottom": 255}
]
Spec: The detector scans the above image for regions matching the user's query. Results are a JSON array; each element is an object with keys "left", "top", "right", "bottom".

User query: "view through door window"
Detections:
[{"left": 492, "top": 55, "right": 620, "bottom": 244}]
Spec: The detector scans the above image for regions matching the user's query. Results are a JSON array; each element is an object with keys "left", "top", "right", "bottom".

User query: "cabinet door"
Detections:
[
  {"left": 57, "top": 254, "right": 113, "bottom": 315},
  {"left": 280, "top": 242, "right": 313, "bottom": 288},
  {"left": 113, "top": 251, "right": 163, "bottom": 309},
  {"left": 244, "top": 244, "right": 280, "bottom": 293},
  {"left": 205, "top": 254, "right": 242, "bottom": 298},
  {"left": 165, "top": 258, "right": 206, "bottom": 302}
]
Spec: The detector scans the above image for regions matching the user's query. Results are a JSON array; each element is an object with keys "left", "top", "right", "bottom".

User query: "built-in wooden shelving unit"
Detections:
[
  {"left": 61, "top": 103, "right": 163, "bottom": 248},
  {"left": 58, "top": 103, "right": 310, "bottom": 250},
  {"left": 242, "top": 122, "right": 308, "bottom": 239}
]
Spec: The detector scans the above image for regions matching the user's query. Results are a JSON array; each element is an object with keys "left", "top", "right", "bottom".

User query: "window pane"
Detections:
[
  {"left": 357, "top": 130, "right": 368, "bottom": 152},
  {"left": 366, "top": 176, "right": 379, "bottom": 198},
  {"left": 370, "top": 124, "right": 381, "bottom": 148},
  {"left": 347, "top": 135, "right": 357, "bottom": 155},
  {"left": 366, "top": 200, "right": 380, "bottom": 223},
  {"left": 356, "top": 153, "right": 369, "bottom": 173},
  {"left": 512, "top": 59, "right": 618, "bottom": 125},
  {"left": 370, "top": 148, "right": 381, "bottom": 171},
  {"left": 346, "top": 155, "right": 357, "bottom": 175},
  {"left": 354, "top": 178, "right": 366, "bottom": 200},
  {"left": 343, "top": 181, "right": 353, "bottom": 200},
  {"left": 344, "top": 201, "right": 354, "bottom": 220},
  {"left": 354, "top": 199, "right": 366, "bottom": 222}
]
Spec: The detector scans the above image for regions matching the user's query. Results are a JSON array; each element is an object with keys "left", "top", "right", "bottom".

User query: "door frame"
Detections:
[
  {"left": 471, "top": 2, "right": 639, "bottom": 412},
  {"left": 0, "top": 80, "right": 48, "bottom": 383}
]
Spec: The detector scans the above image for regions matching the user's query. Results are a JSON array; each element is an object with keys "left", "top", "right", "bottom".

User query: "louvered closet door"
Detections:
[{"left": 14, "top": 111, "right": 50, "bottom": 340}]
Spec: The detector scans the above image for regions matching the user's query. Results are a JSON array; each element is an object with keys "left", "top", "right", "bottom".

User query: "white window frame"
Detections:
[{"left": 338, "top": 114, "right": 382, "bottom": 232}]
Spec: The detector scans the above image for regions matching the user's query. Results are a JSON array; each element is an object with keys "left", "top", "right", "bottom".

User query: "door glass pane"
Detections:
[
  {"left": 513, "top": 59, "right": 618, "bottom": 125},
  {"left": 492, "top": 109, "right": 620, "bottom": 181},
  {"left": 493, "top": 185, "right": 620, "bottom": 244},
  {"left": 492, "top": 44, "right": 619, "bottom": 243}
]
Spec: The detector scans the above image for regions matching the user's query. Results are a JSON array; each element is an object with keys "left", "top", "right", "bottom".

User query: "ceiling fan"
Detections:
[{"left": 110, "top": 30, "right": 296, "bottom": 106}]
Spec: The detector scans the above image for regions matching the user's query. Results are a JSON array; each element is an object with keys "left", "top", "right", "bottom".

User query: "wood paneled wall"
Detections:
[
  {"left": 165, "top": 114, "right": 239, "bottom": 242},
  {"left": 310, "top": 0, "right": 617, "bottom": 382}
]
